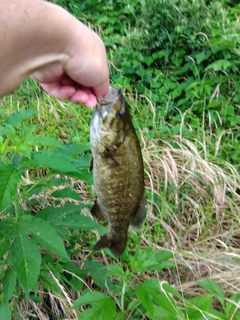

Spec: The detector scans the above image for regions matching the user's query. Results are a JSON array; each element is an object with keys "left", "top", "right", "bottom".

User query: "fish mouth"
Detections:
[{"left": 97, "top": 87, "right": 120, "bottom": 106}]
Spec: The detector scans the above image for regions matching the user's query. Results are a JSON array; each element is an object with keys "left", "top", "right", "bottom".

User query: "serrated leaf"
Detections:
[
  {"left": 0, "top": 218, "right": 16, "bottom": 259},
  {"left": 36, "top": 204, "right": 86, "bottom": 222},
  {"left": 0, "top": 163, "right": 21, "bottom": 211},
  {"left": 3, "top": 269, "right": 16, "bottom": 302},
  {"left": 68, "top": 169, "right": 93, "bottom": 184},
  {"left": 19, "top": 124, "right": 36, "bottom": 140},
  {"left": 5, "top": 110, "right": 38, "bottom": 127},
  {"left": 0, "top": 302, "right": 11, "bottom": 320},
  {"left": 71, "top": 290, "right": 116, "bottom": 320},
  {"left": 59, "top": 213, "right": 101, "bottom": 230},
  {"left": 18, "top": 145, "right": 32, "bottom": 158},
  {"left": 74, "top": 153, "right": 92, "bottom": 168},
  {"left": 205, "top": 59, "right": 231, "bottom": 71},
  {"left": 19, "top": 215, "right": 69, "bottom": 260},
  {"left": 25, "top": 136, "right": 64, "bottom": 148},
  {"left": 106, "top": 264, "right": 125, "bottom": 277},
  {"left": 61, "top": 144, "right": 90, "bottom": 155},
  {"left": 11, "top": 233, "right": 41, "bottom": 295},
  {"left": 131, "top": 248, "right": 175, "bottom": 272},
  {"left": 31, "top": 151, "right": 80, "bottom": 173},
  {"left": 51, "top": 188, "right": 82, "bottom": 201}
]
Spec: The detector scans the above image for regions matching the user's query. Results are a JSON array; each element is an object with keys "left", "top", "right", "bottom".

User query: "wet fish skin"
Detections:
[{"left": 90, "top": 87, "right": 147, "bottom": 257}]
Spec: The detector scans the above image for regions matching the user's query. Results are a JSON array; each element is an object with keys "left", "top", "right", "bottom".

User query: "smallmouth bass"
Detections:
[{"left": 90, "top": 87, "right": 147, "bottom": 257}]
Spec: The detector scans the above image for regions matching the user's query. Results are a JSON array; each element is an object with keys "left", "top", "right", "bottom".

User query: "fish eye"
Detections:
[{"left": 117, "top": 110, "right": 125, "bottom": 118}]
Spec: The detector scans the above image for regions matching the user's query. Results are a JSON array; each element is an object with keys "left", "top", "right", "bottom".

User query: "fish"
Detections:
[{"left": 90, "top": 87, "right": 147, "bottom": 257}]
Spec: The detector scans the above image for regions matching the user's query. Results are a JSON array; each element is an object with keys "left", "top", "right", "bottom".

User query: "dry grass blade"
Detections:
[{"left": 142, "top": 131, "right": 240, "bottom": 296}]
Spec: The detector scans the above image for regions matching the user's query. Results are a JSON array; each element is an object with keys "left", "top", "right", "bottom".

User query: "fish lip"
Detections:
[{"left": 97, "top": 87, "right": 121, "bottom": 106}]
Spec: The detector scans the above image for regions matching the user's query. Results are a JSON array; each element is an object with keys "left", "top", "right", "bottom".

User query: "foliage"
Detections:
[
  {"left": 0, "top": 110, "right": 99, "bottom": 317},
  {"left": 0, "top": 0, "right": 239, "bottom": 319},
  {"left": 62, "top": 0, "right": 240, "bottom": 166}
]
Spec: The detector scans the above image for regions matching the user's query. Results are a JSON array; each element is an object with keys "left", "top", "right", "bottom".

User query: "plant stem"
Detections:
[
  {"left": 120, "top": 282, "right": 127, "bottom": 311},
  {"left": 14, "top": 199, "right": 19, "bottom": 219}
]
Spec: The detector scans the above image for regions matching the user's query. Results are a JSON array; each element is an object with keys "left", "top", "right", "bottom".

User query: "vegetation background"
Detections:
[{"left": 0, "top": 0, "right": 239, "bottom": 319}]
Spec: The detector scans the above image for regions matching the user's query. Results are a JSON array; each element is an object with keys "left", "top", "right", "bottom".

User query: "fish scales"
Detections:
[{"left": 90, "top": 87, "right": 147, "bottom": 256}]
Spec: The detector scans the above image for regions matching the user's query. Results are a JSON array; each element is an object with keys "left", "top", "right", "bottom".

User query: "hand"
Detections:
[
  {"left": 0, "top": 0, "right": 109, "bottom": 107},
  {"left": 32, "top": 31, "right": 109, "bottom": 108}
]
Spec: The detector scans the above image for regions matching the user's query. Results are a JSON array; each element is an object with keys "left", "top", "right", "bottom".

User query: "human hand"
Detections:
[
  {"left": 0, "top": 0, "right": 109, "bottom": 106},
  {"left": 32, "top": 30, "right": 109, "bottom": 108}
]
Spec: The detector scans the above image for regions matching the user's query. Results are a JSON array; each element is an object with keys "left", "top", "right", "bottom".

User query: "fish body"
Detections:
[{"left": 90, "top": 87, "right": 147, "bottom": 256}]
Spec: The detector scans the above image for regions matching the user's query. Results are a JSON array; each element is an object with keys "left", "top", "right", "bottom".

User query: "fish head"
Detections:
[{"left": 95, "top": 87, "right": 129, "bottom": 147}]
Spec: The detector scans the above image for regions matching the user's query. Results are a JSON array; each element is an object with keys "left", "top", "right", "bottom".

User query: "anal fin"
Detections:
[
  {"left": 130, "top": 194, "right": 147, "bottom": 228},
  {"left": 90, "top": 199, "right": 106, "bottom": 222}
]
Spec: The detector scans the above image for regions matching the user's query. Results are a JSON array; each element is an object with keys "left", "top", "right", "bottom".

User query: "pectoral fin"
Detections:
[
  {"left": 101, "top": 149, "right": 119, "bottom": 166},
  {"left": 89, "top": 156, "right": 93, "bottom": 172}
]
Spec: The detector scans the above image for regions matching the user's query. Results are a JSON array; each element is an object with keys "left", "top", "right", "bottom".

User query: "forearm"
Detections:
[{"left": 0, "top": 0, "right": 99, "bottom": 97}]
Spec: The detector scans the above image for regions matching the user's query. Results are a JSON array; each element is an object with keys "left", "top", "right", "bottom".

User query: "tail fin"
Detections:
[{"left": 93, "top": 234, "right": 127, "bottom": 257}]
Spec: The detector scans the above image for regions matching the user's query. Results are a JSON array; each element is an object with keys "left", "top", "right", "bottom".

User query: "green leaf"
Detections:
[
  {"left": 225, "top": 294, "right": 240, "bottom": 318},
  {"left": 31, "top": 151, "right": 80, "bottom": 173},
  {"left": 3, "top": 269, "right": 16, "bottom": 302},
  {"left": 207, "top": 308, "right": 229, "bottom": 320},
  {"left": 195, "top": 50, "right": 211, "bottom": 64},
  {"left": 71, "top": 290, "right": 116, "bottom": 320},
  {"left": 19, "top": 215, "right": 69, "bottom": 260},
  {"left": 62, "top": 144, "right": 90, "bottom": 155},
  {"left": 74, "top": 153, "right": 92, "bottom": 168},
  {"left": 39, "top": 270, "right": 61, "bottom": 294},
  {"left": 186, "top": 295, "right": 213, "bottom": 319},
  {"left": 136, "top": 283, "right": 154, "bottom": 316},
  {"left": 205, "top": 59, "right": 232, "bottom": 72},
  {"left": 58, "top": 213, "right": 101, "bottom": 231},
  {"left": 5, "top": 110, "right": 38, "bottom": 127},
  {"left": 10, "top": 233, "right": 41, "bottom": 295},
  {"left": 197, "top": 278, "right": 225, "bottom": 306},
  {"left": 51, "top": 188, "right": 82, "bottom": 201},
  {"left": 19, "top": 124, "right": 36, "bottom": 140},
  {"left": 136, "top": 279, "right": 178, "bottom": 319},
  {"left": 0, "top": 218, "right": 16, "bottom": 259},
  {"left": 0, "top": 302, "right": 11, "bottom": 320},
  {"left": 106, "top": 264, "right": 125, "bottom": 277},
  {"left": 0, "top": 163, "right": 21, "bottom": 211},
  {"left": 25, "top": 136, "right": 64, "bottom": 148},
  {"left": 161, "top": 283, "right": 182, "bottom": 299},
  {"left": 130, "top": 248, "right": 175, "bottom": 272},
  {"left": 84, "top": 261, "right": 114, "bottom": 290}
]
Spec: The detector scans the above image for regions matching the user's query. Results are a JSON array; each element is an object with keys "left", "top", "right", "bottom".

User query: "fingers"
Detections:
[
  {"left": 40, "top": 82, "right": 97, "bottom": 108},
  {"left": 65, "top": 30, "right": 109, "bottom": 99}
]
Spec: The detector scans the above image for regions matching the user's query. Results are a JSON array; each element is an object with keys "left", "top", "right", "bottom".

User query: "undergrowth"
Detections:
[{"left": 0, "top": 0, "right": 239, "bottom": 319}]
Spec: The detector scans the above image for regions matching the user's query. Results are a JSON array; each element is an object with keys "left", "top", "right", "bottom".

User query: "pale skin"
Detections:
[{"left": 1, "top": 0, "right": 109, "bottom": 107}]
